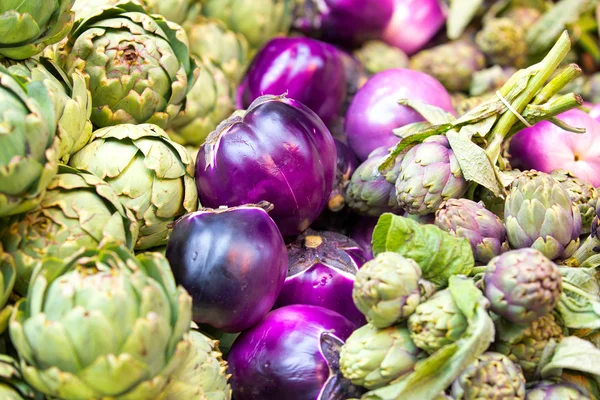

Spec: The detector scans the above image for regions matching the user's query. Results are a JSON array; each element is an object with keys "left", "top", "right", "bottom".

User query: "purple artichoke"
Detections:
[
  {"left": 435, "top": 198, "right": 509, "bottom": 264},
  {"left": 483, "top": 249, "right": 562, "bottom": 325},
  {"left": 275, "top": 229, "right": 367, "bottom": 326},
  {"left": 195, "top": 95, "right": 337, "bottom": 237},
  {"left": 527, "top": 382, "right": 591, "bottom": 400}
]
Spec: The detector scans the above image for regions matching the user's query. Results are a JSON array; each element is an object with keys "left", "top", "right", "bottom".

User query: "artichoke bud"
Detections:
[
  {"left": 353, "top": 41, "right": 409, "bottom": 77},
  {"left": 476, "top": 18, "right": 528, "bottom": 68},
  {"left": 550, "top": 170, "right": 599, "bottom": 235},
  {"left": 527, "top": 381, "right": 591, "bottom": 400}
]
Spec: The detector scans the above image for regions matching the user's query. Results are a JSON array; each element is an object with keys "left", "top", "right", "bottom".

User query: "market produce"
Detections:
[
  {"left": 349, "top": 217, "right": 377, "bottom": 260},
  {"left": 142, "top": 0, "right": 201, "bottom": 26},
  {"left": 526, "top": 381, "right": 591, "bottom": 400},
  {"left": 476, "top": 18, "right": 529, "bottom": 68},
  {"left": 550, "top": 170, "right": 599, "bottom": 234},
  {"left": 0, "top": 354, "right": 44, "bottom": 399},
  {"left": 353, "top": 41, "right": 409, "bottom": 77},
  {"left": 195, "top": 94, "right": 337, "bottom": 236},
  {"left": 328, "top": 139, "right": 359, "bottom": 213}
]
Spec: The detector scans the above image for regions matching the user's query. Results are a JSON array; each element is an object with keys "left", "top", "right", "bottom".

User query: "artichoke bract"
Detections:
[
  {"left": 396, "top": 135, "right": 468, "bottom": 216},
  {"left": 504, "top": 170, "right": 582, "bottom": 260},
  {"left": 526, "top": 381, "right": 591, "bottom": 400},
  {"left": 0, "top": 247, "right": 16, "bottom": 335},
  {"left": 0, "top": 354, "right": 44, "bottom": 400},
  {"left": 451, "top": 352, "right": 526, "bottom": 400},
  {"left": 550, "top": 170, "right": 599, "bottom": 234},
  {"left": 435, "top": 198, "right": 509, "bottom": 264},
  {"left": 60, "top": 1, "right": 199, "bottom": 128},
  {"left": 0, "top": 166, "right": 138, "bottom": 296},
  {"left": 353, "top": 252, "right": 434, "bottom": 329},
  {"left": 69, "top": 124, "right": 198, "bottom": 250},
  {"left": 0, "top": 0, "right": 74, "bottom": 60},
  {"left": 340, "top": 324, "right": 421, "bottom": 390},
  {"left": 0, "top": 65, "right": 59, "bottom": 218},
  {"left": 9, "top": 243, "right": 193, "bottom": 399}
]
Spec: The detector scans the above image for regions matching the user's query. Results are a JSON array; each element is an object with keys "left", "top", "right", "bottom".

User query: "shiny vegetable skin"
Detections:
[
  {"left": 195, "top": 95, "right": 337, "bottom": 236},
  {"left": 166, "top": 204, "right": 288, "bottom": 333}
]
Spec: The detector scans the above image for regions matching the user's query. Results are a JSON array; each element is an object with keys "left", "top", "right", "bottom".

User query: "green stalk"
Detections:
[{"left": 533, "top": 64, "right": 582, "bottom": 105}]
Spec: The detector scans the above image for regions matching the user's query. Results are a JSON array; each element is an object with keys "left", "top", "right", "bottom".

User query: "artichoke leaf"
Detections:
[{"left": 540, "top": 336, "right": 600, "bottom": 381}]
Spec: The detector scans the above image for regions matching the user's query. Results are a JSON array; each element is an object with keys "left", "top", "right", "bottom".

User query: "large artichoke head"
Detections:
[
  {"left": 340, "top": 324, "right": 422, "bottom": 390},
  {"left": 0, "top": 65, "right": 59, "bottom": 218},
  {"left": 451, "top": 352, "right": 526, "bottom": 400},
  {"left": 69, "top": 124, "right": 198, "bottom": 250},
  {"left": 396, "top": 135, "right": 468, "bottom": 216},
  {"left": 9, "top": 243, "right": 193, "bottom": 400},
  {"left": 435, "top": 198, "right": 509, "bottom": 264},
  {"left": 504, "top": 170, "right": 582, "bottom": 260},
  {"left": 0, "top": 355, "right": 44, "bottom": 400},
  {"left": 353, "top": 252, "right": 433, "bottom": 328},
  {"left": 550, "top": 170, "right": 599, "bottom": 235},
  {"left": 0, "top": 0, "right": 74, "bottom": 60},
  {"left": 527, "top": 381, "right": 591, "bottom": 400},
  {"left": 60, "top": 1, "right": 199, "bottom": 128},
  {"left": 0, "top": 166, "right": 139, "bottom": 296},
  {"left": 483, "top": 248, "right": 561, "bottom": 325}
]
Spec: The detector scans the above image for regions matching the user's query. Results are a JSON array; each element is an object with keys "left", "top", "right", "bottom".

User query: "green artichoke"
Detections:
[
  {"left": 476, "top": 18, "right": 528, "bottom": 68},
  {"left": 158, "top": 325, "right": 231, "bottom": 400},
  {"left": 409, "top": 40, "right": 486, "bottom": 92},
  {"left": 0, "top": 65, "right": 59, "bottom": 218},
  {"left": 494, "top": 314, "right": 564, "bottom": 379},
  {"left": 71, "top": 0, "right": 142, "bottom": 20},
  {"left": 340, "top": 324, "right": 421, "bottom": 390},
  {"left": 0, "top": 246, "right": 16, "bottom": 335},
  {"left": 396, "top": 135, "right": 468, "bottom": 216},
  {"left": 69, "top": 124, "right": 198, "bottom": 250},
  {"left": 353, "top": 252, "right": 435, "bottom": 328},
  {"left": 504, "top": 170, "right": 582, "bottom": 260},
  {"left": 550, "top": 170, "right": 599, "bottom": 235},
  {"left": 3, "top": 57, "right": 93, "bottom": 164},
  {"left": 526, "top": 381, "right": 591, "bottom": 400},
  {"left": 353, "top": 41, "right": 409, "bottom": 77},
  {"left": 0, "top": 0, "right": 75, "bottom": 60},
  {"left": 408, "top": 287, "right": 469, "bottom": 354},
  {"left": 0, "top": 166, "right": 138, "bottom": 296},
  {"left": 451, "top": 352, "right": 526, "bottom": 400},
  {"left": 142, "top": 0, "right": 201, "bottom": 25},
  {"left": 9, "top": 243, "right": 193, "bottom": 399},
  {"left": 60, "top": 1, "right": 199, "bottom": 129},
  {"left": 0, "top": 355, "right": 44, "bottom": 400},
  {"left": 201, "top": 0, "right": 294, "bottom": 50},
  {"left": 470, "top": 65, "right": 517, "bottom": 97}
]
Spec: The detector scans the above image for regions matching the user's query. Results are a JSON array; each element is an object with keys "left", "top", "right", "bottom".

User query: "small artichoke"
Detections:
[
  {"left": 409, "top": 40, "right": 486, "bottom": 92},
  {"left": 451, "top": 352, "right": 526, "bottom": 400},
  {"left": 526, "top": 381, "right": 591, "bottom": 400},
  {"left": 476, "top": 18, "right": 528, "bottom": 68},
  {"left": 483, "top": 248, "right": 561, "bottom": 325},
  {"left": 408, "top": 287, "right": 468, "bottom": 354},
  {"left": 69, "top": 124, "right": 198, "bottom": 250},
  {"left": 142, "top": 0, "right": 201, "bottom": 26},
  {"left": 504, "top": 170, "right": 582, "bottom": 260},
  {"left": 436, "top": 198, "right": 509, "bottom": 264},
  {"left": 0, "top": 355, "right": 44, "bottom": 400},
  {"left": 0, "top": 0, "right": 74, "bottom": 60},
  {"left": 340, "top": 324, "right": 421, "bottom": 390},
  {"left": 494, "top": 314, "right": 564, "bottom": 379},
  {"left": 470, "top": 65, "right": 517, "bottom": 97},
  {"left": 353, "top": 252, "right": 435, "bottom": 328},
  {"left": 9, "top": 243, "right": 193, "bottom": 399},
  {"left": 396, "top": 135, "right": 468, "bottom": 216},
  {"left": 0, "top": 166, "right": 139, "bottom": 295},
  {"left": 353, "top": 41, "right": 409, "bottom": 77},
  {"left": 550, "top": 170, "right": 599, "bottom": 235}
]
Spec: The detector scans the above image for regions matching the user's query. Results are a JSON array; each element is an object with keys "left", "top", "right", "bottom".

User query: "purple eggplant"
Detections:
[
  {"left": 328, "top": 139, "right": 359, "bottom": 212},
  {"left": 237, "top": 37, "right": 349, "bottom": 126},
  {"left": 275, "top": 229, "right": 366, "bottom": 325},
  {"left": 165, "top": 203, "right": 288, "bottom": 333},
  {"left": 195, "top": 95, "right": 337, "bottom": 237},
  {"left": 349, "top": 216, "right": 377, "bottom": 260},
  {"left": 228, "top": 304, "right": 362, "bottom": 400}
]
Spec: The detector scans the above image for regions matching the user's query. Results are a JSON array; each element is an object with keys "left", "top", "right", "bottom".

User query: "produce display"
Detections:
[{"left": 3, "top": 1, "right": 600, "bottom": 400}]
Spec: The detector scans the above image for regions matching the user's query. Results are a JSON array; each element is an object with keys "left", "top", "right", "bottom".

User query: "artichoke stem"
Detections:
[{"left": 533, "top": 64, "right": 582, "bottom": 105}]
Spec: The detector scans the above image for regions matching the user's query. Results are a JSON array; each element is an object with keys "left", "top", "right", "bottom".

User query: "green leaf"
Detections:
[
  {"left": 555, "top": 267, "right": 600, "bottom": 330},
  {"left": 541, "top": 336, "right": 600, "bottom": 378},
  {"left": 447, "top": 0, "right": 484, "bottom": 40},
  {"left": 397, "top": 99, "right": 456, "bottom": 125},
  {"left": 372, "top": 214, "right": 474, "bottom": 287},
  {"left": 392, "top": 122, "right": 432, "bottom": 139}
]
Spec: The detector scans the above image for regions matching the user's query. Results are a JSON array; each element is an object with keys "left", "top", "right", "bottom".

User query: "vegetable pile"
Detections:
[{"left": 1, "top": 0, "right": 600, "bottom": 399}]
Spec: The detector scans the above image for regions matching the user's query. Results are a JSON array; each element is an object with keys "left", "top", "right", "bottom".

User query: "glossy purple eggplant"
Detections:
[
  {"left": 328, "top": 139, "right": 359, "bottom": 212},
  {"left": 345, "top": 68, "right": 454, "bottom": 160},
  {"left": 275, "top": 229, "right": 366, "bottom": 325},
  {"left": 292, "top": 0, "right": 395, "bottom": 47},
  {"left": 349, "top": 216, "right": 377, "bottom": 260},
  {"left": 383, "top": 0, "right": 447, "bottom": 55},
  {"left": 228, "top": 304, "right": 362, "bottom": 400},
  {"left": 237, "top": 37, "right": 348, "bottom": 126},
  {"left": 195, "top": 95, "right": 337, "bottom": 236},
  {"left": 165, "top": 203, "right": 288, "bottom": 332}
]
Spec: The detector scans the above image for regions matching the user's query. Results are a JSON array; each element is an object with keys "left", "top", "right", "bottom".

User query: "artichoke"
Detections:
[
  {"left": 0, "top": 65, "right": 59, "bottom": 218},
  {"left": 435, "top": 198, "right": 509, "bottom": 264},
  {"left": 494, "top": 314, "right": 564, "bottom": 379},
  {"left": 0, "top": 246, "right": 16, "bottom": 335},
  {"left": 353, "top": 252, "right": 435, "bottom": 328},
  {"left": 142, "top": 0, "right": 201, "bottom": 25},
  {"left": 483, "top": 248, "right": 561, "bottom": 325},
  {"left": 526, "top": 381, "right": 591, "bottom": 400},
  {"left": 561, "top": 371, "right": 600, "bottom": 400},
  {"left": 0, "top": 0, "right": 74, "bottom": 60},
  {"left": 408, "top": 287, "right": 469, "bottom": 354},
  {"left": 0, "top": 166, "right": 138, "bottom": 296},
  {"left": 60, "top": 1, "right": 199, "bottom": 129},
  {"left": 9, "top": 243, "right": 193, "bottom": 399},
  {"left": 409, "top": 40, "right": 486, "bottom": 92},
  {"left": 451, "top": 352, "right": 526, "bottom": 400},
  {"left": 396, "top": 135, "right": 468, "bottom": 216},
  {"left": 476, "top": 18, "right": 528, "bottom": 68},
  {"left": 504, "top": 170, "right": 582, "bottom": 260},
  {"left": 0, "top": 355, "right": 44, "bottom": 400},
  {"left": 3, "top": 57, "right": 93, "bottom": 164},
  {"left": 346, "top": 147, "right": 405, "bottom": 217},
  {"left": 340, "top": 324, "right": 421, "bottom": 390},
  {"left": 470, "top": 65, "right": 517, "bottom": 97},
  {"left": 550, "top": 170, "right": 599, "bottom": 235},
  {"left": 69, "top": 124, "right": 198, "bottom": 250},
  {"left": 353, "top": 41, "right": 409, "bottom": 77}
]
